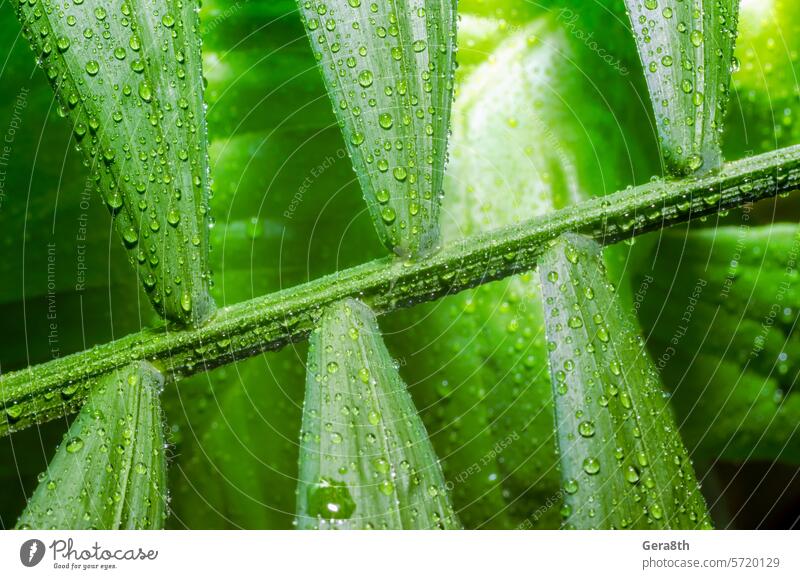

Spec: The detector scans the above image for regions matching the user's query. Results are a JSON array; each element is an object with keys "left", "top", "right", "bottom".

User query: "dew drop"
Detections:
[
  {"left": 367, "top": 410, "right": 381, "bottom": 425},
  {"left": 65, "top": 437, "right": 85, "bottom": 453},
  {"left": 378, "top": 113, "right": 393, "bottom": 129},
  {"left": 381, "top": 207, "right": 396, "bottom": 224},
  {"left": 138, "top": 82, "right": 153, "bottom": 102},
  {"left": 582, "top": 457, "right": 600, "bottom": 475},
  {"left": 307, "top": 478, "right": 356, "bottom": 520},
  {"left": 578, "top": 421, "right": 595, "bottom": 438},
  {"left": 378, "top": 480, "right": 395, "bottom": 496},
  {"left": 357, "top": 70, "right": 374, "bottom": 87},
  {"left": 180, "top": 291, "right": 192, "bottom": 314},
  {"left": 625, "top": 465, "right": 640, "bottom": 484}
]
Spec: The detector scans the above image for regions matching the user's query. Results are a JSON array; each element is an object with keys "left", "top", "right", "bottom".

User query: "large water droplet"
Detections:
[{"left": 307, "top": 478, "right": 356, "bottom": 520}]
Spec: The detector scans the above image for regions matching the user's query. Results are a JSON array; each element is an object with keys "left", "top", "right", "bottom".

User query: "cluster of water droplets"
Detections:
[
  {"left": 16, "top": 363, "right": 167, "bottom": 530},
  {"left": 626, "top": 0, "right": 740, "bottom": 175},
  {"left": 296, "top": 299, "right": 459, "bottom": 529},
  {"left": 540, "top": 235, "right": 712, "bottom": 529},
  {"left": 297, "top": 1, "right": 457, "bottom": 258},
  {"left": 15, "top": 0, "right": 215, "bottom": 325}
]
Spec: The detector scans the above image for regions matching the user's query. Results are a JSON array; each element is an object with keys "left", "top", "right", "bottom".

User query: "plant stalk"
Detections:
[{"left": 2, "top": 144, "right": 800, "bottom": 435}]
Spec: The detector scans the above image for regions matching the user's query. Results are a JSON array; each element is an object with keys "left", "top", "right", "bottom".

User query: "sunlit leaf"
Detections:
[
  {"left": 384, "top": 9, "right": 657, "bottom": 529},
  {"left": 298, "top": 299, "right": 459, "bottom": 529},
  {"left": 296, "top": 0, "right": 457, "bottom": 258},
  {"left": 16, "top": 362, "right": 167, "bottom": 530},
  {"left": 625, "top": 0, "right": 740, "bottom": 174},
  {"left": 539, "top": 234, "right": 712, "bottom": 529},
  {"left": 13, "top": 0, "right": 216, "bottom": 325},
  {"left": 725, "top": 0, "right": 800, "bottom": 157}
]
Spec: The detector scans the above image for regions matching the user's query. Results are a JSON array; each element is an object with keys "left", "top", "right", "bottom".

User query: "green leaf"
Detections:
[
  {"left": 298, "top": 299, "right": 459, "bottom": 529},
  {"left": 16, "top": 362, "right": 167, "bottom": 530},
  {"left": 0, "top": 29, "right": 128, "bottom": 307},
  {"left": 383, "top": 9, "right": 657, "bottom": 529},
  {"left": 0, "top": 6, "right": 157, "bottom": 525},
  {"left": 0, "top": 4, "right": 148, "bottom": 358},
  {"left": 166, "top": 0, "right": 375, "bottom": 529},
  {"left": 539, "top": 234, "right": 712, "bottom": 529},
  {"left": 625, "top": 0, "right": 740, "bottom": 174},
  {"left": 13, "top": 0, "right": 216, "bottom": 326},
  {"left": 296, "top": 0, "right": 457, "bottom": 258},
  {"left": 635, "top": 225, "right": 800, "bottom": 464}
]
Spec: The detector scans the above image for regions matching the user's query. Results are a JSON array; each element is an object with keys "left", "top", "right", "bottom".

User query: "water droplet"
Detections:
[
  {"left": 568, "top": 316, "right": 584, "bottom": 329},
  {"left": 564, "top": 244, "right": 579, "bottom": 263},
  {"left": 381, "top": 207, "right": 396, "bottom": 224},
  {"left": 582, "top": 457, "right": 600, "bottom": 475},
  {"left": 138, "top": 82, "right": 153, "bottom": 102},
  {"left": 65, "top": 437, "right": 85, "bottom": 454},
  {"left": 367, "top": 410, "right": 381, "bottom": 425},
  {"left": 564, "top": 479, "right": 579, "bottom": 494},
  {"left": 578, "top": 421, "right": 595, "bottom": 437},
  {"left": 378, "top": 113, "right": 393, "bottom": 129},
  {"left": 167, "top": 209, "right": 181, "bottom": 226},
  {"left": 122, "top": 227, "right": 139, "bottom": 247},
  {"left": 650, "top": 503, "right": 664, "bottom": 520},
  {"left": 307, "top": 478, "right": 356, "bottom": 520},
  {"left": 358, "top": 70, "right": 374, "bottom": 88},
  {"left": 180, "top": 291, "right": 192, "bottom": 313},
  {"left": 378, "top": 480, "right": 395, "bottom": 496},
  {"left": 6, "top": 405, "right": 23, "bottom": 421},
  {"left": 372, "top": 457, "right": 390, "bottom": 474}
]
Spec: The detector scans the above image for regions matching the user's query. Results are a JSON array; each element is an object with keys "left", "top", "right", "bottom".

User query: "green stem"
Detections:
[{"left": 2, "top": 145, "right": 799, "bottom": 436}]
